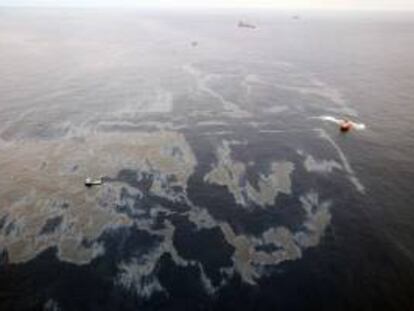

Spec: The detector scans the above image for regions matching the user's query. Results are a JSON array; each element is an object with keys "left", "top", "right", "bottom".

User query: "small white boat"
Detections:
[{"left": 84, "top": 177, "right": 103, "bottom": 187}]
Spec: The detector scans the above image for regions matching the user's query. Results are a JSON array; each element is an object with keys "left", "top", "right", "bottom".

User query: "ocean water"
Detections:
[{"left": 0, "top": 8, "right": 414, "bottom": 310}]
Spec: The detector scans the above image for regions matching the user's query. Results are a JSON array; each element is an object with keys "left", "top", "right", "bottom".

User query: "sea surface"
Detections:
[{"left": 0, "top": 8, "right": 414, "bottom": 310}]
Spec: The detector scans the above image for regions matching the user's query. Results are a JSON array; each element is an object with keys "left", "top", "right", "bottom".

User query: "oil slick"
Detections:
[
  {"left": 187, "top": 191, "right": 332, "bottom": 285},
  {"left": 0, "top": 131, "right": 196, "bottom": 264},
  {"left": 204, "top": 140, "right": 294, "bottom": 208},
  {"left": 0, "top": 128, "right": 340, "bottom": 295},
  {"left": 297, "top": 149, "right": 343, "bottom": 174},
  {"left": 0, "top": 53, "right": 370, "bottom": 302}
]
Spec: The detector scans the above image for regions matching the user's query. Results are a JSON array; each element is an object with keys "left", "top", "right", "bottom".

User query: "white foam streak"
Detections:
[
  {"left": 317, "top": 115, "right": 366, "bottom": 130},
  {"left": 318, "top": 130, "right": 365, "bottom": 193}
]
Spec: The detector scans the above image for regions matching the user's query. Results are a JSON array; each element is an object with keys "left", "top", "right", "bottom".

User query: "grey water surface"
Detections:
[{"left": 0, "top": 8, "right": 413, "bottom": 310}]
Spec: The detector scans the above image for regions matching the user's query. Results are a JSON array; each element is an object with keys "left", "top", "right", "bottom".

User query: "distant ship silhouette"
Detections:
[{"left": 238, "top": 21, "right": 256, "bottom": 29}]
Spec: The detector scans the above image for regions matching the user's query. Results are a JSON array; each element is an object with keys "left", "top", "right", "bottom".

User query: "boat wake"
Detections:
[{"left": 316, "top": 116, "right": 366, "bottom": 130}]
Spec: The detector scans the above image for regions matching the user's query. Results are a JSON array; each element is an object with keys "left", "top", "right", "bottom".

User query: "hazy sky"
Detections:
[{"left": 1, "top": 0, "right": 413, "bottom": 10}]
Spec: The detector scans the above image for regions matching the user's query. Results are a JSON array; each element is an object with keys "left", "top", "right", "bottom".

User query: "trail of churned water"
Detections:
[
  {"left": 316, "top": 116, "right": 366, "bottom": 130},
  {"left": 318, "top": 129, "right": 365, "bottom": 193}
]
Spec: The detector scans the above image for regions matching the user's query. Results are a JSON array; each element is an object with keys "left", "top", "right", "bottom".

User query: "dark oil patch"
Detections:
[
  {"left": 0, "top": 215, "right": 7, "bottom": 231},
  {"left": 40, "top": 216, "right": 63, "bottom": 235},
  {"left": 4, "top": 222, "right": 15, "bottom": 236}
]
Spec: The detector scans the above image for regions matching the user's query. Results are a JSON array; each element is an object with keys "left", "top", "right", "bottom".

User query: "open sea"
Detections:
[{"left": 0, "top": 8, "right": 414, "bottom": 310}]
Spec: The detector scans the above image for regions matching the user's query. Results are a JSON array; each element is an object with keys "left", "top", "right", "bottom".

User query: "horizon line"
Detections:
[{"left": 1, "top": 4, "right": 414, "bottom": 11}]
